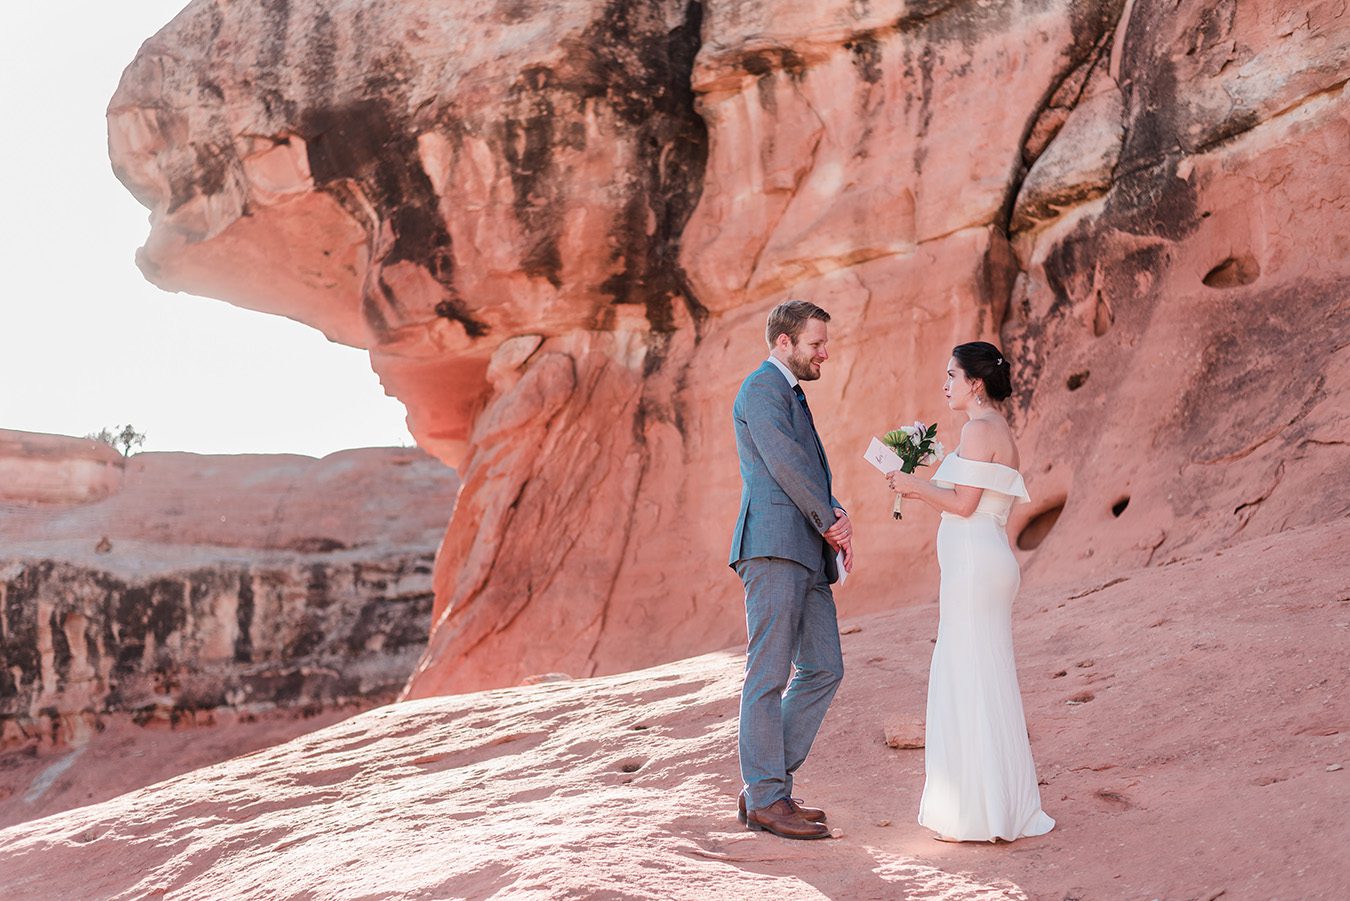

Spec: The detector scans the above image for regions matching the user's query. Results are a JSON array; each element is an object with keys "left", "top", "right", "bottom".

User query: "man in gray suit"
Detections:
[{"left": 729, "top": 299, "right": 853, "bottom": 840}]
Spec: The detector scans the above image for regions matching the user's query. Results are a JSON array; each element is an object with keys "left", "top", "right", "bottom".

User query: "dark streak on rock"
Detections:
[
  {"left": 50, "top": 609, "right": 72, "bottom": 691},
  {"left": 0, "top": 565, "right": 45, "bottom": 701},
  {"left": 1103, "top": 158, "right": 1197, "bottom": 243},
  {"left": 583, "top": 0, "right": 710, "bottom": 356},
  {"left": 260, "top": 88, "right": 298, "bottom": 124},
  {"left": 892, "top": 0, "right": 963, "bottom": 35},
  {"left": 491, "top": 0, "right": 712, "bottom": 355},
  {"left": 846, "top": 35, "right": 884, "bottom": 85},
  {"left": 301, "top": 100, "right": 483, "bottom": 339},
  {"left": 503, "top": 66, "right": 565, "bottom": 288},
  {"left": 258, "top": 0, "right": 291, "bottom": 71},
  {"left": 744, "top": 48, "right": 807, "bottom": 81},
  {"left": 914, "top": 44, "right": 937, "bottom": 170},
  {"left": 235, "top": 571, "right": 255, "bottom": 663},
  {"left": 347, "top": 593, "right": 436, "bottom": 655},
  {"left": 306, "top": 564, "right": 331, "bottom": 610},
  {"left": 302, "top": 10, "right": 338, "bottom": 101},
  {"left": 149, "top": 580, "right": 187, "bottom": 647},
  {"left": 194, "top": 144, "right": 228, "bottom": 198},
  {"left": 434, "top": 299, "right": 490, "bottom": 338},
  {"left": 197, "top": 77, "right": 225, "bottom": 104},
  {"left": 754, "top": 68, "right": 778, "bottom": 114}
]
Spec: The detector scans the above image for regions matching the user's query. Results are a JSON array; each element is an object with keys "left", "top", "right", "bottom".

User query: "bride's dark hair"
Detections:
[{"left": 952, "top": 342, "right": 1013, "bottom": 401}]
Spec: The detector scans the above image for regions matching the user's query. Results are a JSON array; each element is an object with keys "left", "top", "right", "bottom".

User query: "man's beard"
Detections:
[{"left": 786, "top": 344, "right": 821, "bottom": 381}]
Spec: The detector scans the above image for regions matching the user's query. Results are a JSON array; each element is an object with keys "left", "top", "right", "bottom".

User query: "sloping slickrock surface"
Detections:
[
  {"left": 0, "top": 706, "right": 362, "bottom": 831},
  {"left": 1, "top": 520, "right": 1346, "bottom": 899},
  {"left": 107, "top": 0, "right": 1350, "bottom": 695}
]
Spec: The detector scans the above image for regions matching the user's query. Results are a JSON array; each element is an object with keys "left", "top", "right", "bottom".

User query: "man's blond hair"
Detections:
[{"left": 765, "top": 300, "right": 831, "bottom": 348}]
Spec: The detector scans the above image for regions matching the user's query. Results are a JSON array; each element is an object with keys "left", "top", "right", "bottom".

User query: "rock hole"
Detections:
[
  {"left": 1202, "top": 255, "right": 1260, "bottom": 289},
  {"left": 618, "top": 758, "right": 646, "bottom": 774},
  {"left": 1111, "top": 496, "right": 1129, "bottom": 517},
  {"left": 1092, "top": 292, "right": 1113, "bottom": 337},
  {"left": 1066, "top": 371, "right": 1089, "bottom": 391},
  {"left": 1017, "top": 502, "right": 1064, "bottom": 551},
  {"left": 629, "top": 723, "right": 650, "bottom": 731}
]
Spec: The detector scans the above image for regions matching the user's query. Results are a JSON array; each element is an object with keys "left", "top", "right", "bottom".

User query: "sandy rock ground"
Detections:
[
  {"left": 2, "top": 519, "right": 1345, "bottom": 900},
  {"left": 0, "top": 706, "right": 364, "bottom": 831}
]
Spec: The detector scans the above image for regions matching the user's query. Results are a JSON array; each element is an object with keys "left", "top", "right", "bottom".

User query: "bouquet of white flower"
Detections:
[{"left": 881, "top": 421, "right": 944, "bottom": 520}]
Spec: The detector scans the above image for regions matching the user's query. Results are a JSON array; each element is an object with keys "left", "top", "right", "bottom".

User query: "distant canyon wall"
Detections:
[
  {"left": 0, "top": 431, "right": 457, "bottom": 747},
  {"left": 107, "top": 0, "right": 1350, "bottom": 695}
]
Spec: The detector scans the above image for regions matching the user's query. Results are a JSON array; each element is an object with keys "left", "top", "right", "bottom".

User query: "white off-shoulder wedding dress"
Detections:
[{"left": 917, "top": 453, "right": 1055, "bottom": 842}]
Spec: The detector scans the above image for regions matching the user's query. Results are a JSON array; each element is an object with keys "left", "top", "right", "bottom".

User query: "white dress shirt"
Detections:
[{"left": 766, "top": 355, "right": 798, "bottom": 389}]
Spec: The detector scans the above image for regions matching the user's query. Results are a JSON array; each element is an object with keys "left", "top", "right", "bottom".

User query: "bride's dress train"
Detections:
[{"left": 917, "top": 453, "right": 1055, "bottom": 842}]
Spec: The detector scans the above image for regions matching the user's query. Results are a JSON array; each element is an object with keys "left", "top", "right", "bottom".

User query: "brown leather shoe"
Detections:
[
  {"left": 745, "top": 799, "right": 832, "bottom": 840},
  {"left": 785, "top": 797, "right": 827, "bottom": 823},
  {"left": 738, "top": 792, "right": 827, "bottom": 825}
]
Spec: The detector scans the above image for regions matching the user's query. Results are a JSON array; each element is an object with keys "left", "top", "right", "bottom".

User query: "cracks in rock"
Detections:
[
  {"left": 1181, "top": 76, "right": 1350, "bottom": 160},
  {"left": 1195, "top": 377, "right": 1325, "bottom": 466},
  {"left": 1143, "top": 531, "right": 1167, "bottom": 567},
  {"left": 1000, "top": 25, "right": 1118, "bottom": 240},
  {"left": 837, "top": 269, "right": 873, "bottom": 402},
  {"left": 917, "top": 218, "right": 995, "bottom": 247},
  {"left": 582, "top": 480, "right": 643, "bottom": 678},
  {"left": 432, "top": 478, "right": 528, "bottom": 640},
  {"left": 582, "top": 391, "right": 651, "bottom": 677},
  {"left": 1107, "top": 0, "right": 1140, "bottom": 83},
  {"left": 740, "top": 75, "right": 827, "bottom": 297},
  {"left": 1233, "top": 461, "right": 1286, "bottom": 531}
]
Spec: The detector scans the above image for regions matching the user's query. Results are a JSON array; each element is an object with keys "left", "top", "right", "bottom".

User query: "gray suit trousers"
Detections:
[{"left": 736, "top": 553, "right": 844, "bottom": 811}]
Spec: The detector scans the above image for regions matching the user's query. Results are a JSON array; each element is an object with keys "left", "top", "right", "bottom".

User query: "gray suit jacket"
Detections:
[{"left": 729, "top": 360, "right": 842, "bottom": 583}]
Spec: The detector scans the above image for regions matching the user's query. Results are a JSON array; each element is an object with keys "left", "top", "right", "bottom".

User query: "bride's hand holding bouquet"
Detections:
[{"left": 881, "top": 422, "right": 943, "bottom": 520}]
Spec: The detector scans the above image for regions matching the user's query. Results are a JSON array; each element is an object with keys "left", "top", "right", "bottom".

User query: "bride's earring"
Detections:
[{"left": 976, "top": 394, "right": 984, "bottom": 406}]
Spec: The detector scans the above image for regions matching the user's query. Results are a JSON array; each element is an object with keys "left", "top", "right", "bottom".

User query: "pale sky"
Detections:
[{"left": 0, "top": 3, "right": 415, "bottom": 457}]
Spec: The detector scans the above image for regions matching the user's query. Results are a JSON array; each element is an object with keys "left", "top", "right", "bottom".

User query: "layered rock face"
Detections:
[
  {"left": 108, "top": 0, "right": 1350, "bottom": 694},
  {"left": 0, "top": 431, "right": 457, "bottom": 748}
]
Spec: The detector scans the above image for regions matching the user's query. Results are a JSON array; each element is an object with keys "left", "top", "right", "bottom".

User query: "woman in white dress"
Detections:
[{"left": 887, "top": 342, "right": 1055, "bottom": 843}]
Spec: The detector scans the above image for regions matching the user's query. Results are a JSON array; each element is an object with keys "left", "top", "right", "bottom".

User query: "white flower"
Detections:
[{"left": 932, "top": 440, "right": 945, "bottom": 460}]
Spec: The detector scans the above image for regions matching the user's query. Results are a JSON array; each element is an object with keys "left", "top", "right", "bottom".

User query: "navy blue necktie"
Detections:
[
  {"left": 792, "top": 384, "right": 812, "bottom": 422},
  {"left": 793, "top": 385, "right": 828, "bottom": 473}
]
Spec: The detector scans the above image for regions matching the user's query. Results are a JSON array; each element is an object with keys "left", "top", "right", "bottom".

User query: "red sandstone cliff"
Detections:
[{"left": 104, "top": 0, "right": 1350, "bottom": 697}]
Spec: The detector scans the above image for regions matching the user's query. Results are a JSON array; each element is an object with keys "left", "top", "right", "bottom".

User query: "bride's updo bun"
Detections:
[{"left": 952, "top": 341, "right": 1013, "bottom": 401}]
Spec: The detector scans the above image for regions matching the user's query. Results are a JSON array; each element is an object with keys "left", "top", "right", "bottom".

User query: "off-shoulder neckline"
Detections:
[{"left": 948, "top": 451, "right": 1023, "bottom": 476}]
